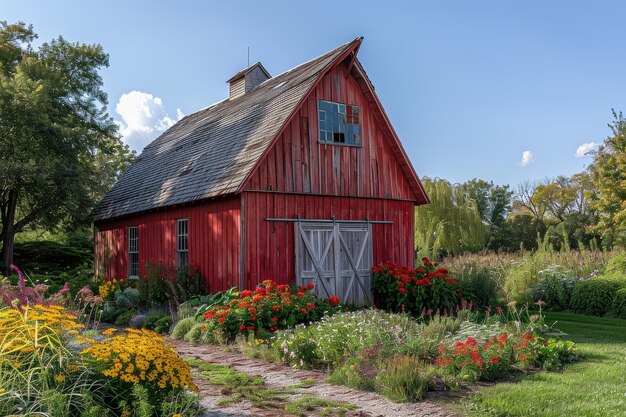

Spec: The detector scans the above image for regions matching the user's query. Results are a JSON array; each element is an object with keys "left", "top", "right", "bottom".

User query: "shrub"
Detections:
[
  {"left": 113, "top": 309, "right": 135, "bottom": 326},
  {"left": 138, "top": 262, "right": 206, "bottom": 307},
  {"left": 605, "top": 252, "right": 626, "bottom": 275},
  {"left": 610, "top": 288, "right": 626, "bottom": 319},
  {"left": 114, "top": 287, "right": 140, "bottom": 309},
  {"left": 201, "top": 280, "right": 340, "bottom": 342},
  {"left": 455, "top": 263, "right": 499, "bottom": 308},
  {"left": 531, "top": 268, "right": 578, "bottom": 311},
  {"left": 171, "top": 317, "right": 196, "bottom": 340},
  {"left": 570, "top": 278, "right": 621, "bottom": 316},
  {"left": 184, "top": 322, "right": 206, "bottom": 343},
  {"left": 372, "top": 258, "right": 462, "bottom": 314}
]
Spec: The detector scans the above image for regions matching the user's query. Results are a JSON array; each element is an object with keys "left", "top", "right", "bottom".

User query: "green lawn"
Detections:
[{"left": 453, "top": 312, "right": 626, "bottom": 417}]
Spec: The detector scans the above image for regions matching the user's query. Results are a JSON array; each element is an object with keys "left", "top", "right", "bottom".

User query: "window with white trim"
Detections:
[
  {"left": 318, "top": 100, "right": 361, "bottom": 146},
  {"left": 177, "top": 219, "right": 189, "bottom": 269},
  {"left": 128, "top": 226, "right": 139, "bottom": 277}
]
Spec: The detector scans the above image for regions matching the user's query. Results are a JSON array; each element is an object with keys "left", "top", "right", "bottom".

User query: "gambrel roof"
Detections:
[{"left": 92, "top": 38, "right": 428, "bottom": 222}]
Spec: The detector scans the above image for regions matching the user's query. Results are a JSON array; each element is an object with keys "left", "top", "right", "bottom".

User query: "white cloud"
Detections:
[
  {"left": 575, "top": 142, "right": 597, "bottom": 158},
  {"left": 519, "top": 150, "right": 535, "bottom": 167},
  {"left": 115, "top": 91, "right": 184, "bottom": 151}
]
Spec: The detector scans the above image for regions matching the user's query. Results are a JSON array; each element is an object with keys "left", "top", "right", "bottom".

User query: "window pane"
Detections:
[{"left": 317, "top": 100, "right": 361, "bottom": 146}]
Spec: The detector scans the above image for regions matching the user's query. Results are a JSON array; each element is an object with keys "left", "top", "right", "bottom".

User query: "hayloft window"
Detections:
[
  {"left": 128, "top": 226, "right": 139, "bottom": 277},
  {"left": 318, "top": 100, "right": 361, "bottom": 146},
  {"left": 177, "top": 219, "right": 189, "bottom": 269}
]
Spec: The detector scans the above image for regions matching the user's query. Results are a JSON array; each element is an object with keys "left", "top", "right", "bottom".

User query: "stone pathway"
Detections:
[{"left": 170, "top": 339, "right": 458, "bottom": 417}]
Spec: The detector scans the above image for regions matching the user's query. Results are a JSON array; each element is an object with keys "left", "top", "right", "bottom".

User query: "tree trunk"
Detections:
[{"left": 1, "top": 189, "right": 18, "bottom": 273}]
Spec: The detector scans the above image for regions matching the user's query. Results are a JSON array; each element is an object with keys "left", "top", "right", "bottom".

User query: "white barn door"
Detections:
[{"left": 295, "top": 221, "right": 372, "bottom": 305}]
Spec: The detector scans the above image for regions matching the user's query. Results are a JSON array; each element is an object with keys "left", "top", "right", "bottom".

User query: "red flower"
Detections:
[
  {"left": 307, "top": 283, "right": 315, "bottom": 290},
  {"left": 271, "top": 305, "right": 282, "bottom": 311},
  {"left": 248, "top": 307, "right": 257, "bottom": 314},
  {"left": 398, "top": 287, "right": 406, "bottom": 293},
  {"left": 252, "top": 295, "right": 264, "bottom": 303},
  {"left": 297, "top": 292, "right": 305, "bottom": 298},
  {"left": 306, "top": 303, "right": 316, "bottom": 309},
  {"left": 523, "top": 333, "right": 532, "bottom": 340},
  {"left": 255, "top": 287, "right": 266, "bottom": 295},
  {"left": 239, "top": 325, "right": 245, "bottom": 330},
  {"left": 490, "top": 356, "right": 499, "bottom": 364},
  {"left": 240, "top": 290, "right": 253, "bottom": 298},
  {"left": 250, "top": 315, "right": 257, "bottom": 321},
  {"left": 246, "top": 325, "right": 255, "bottom": 331},
  {"left": 519, "top": 354, "right": 526, "bottom": 361},
  {"left": 328, "top": 296, "right": 340, "bottom": 307},
  {"left": 271, "top": 317, "right": 278, "bottom": 323},
  {"left": 495, "top": 306, "right": 503, "bottom": 313},
  {"left": 217, "top": 317, "right": 226, "bottom": 323},
  {"left": 497, "top": 333, "right": 508, "bottom": 347}
]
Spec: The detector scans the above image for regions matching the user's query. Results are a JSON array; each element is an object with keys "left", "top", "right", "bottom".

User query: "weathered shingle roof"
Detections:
[{"left": 92, "top": 39, "right": 359, "bottom": 222}]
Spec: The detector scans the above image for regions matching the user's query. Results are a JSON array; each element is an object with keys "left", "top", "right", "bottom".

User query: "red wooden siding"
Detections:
[
  {"left": 94, "top": 196, "right": 241, "bottom": 292},
  {"left": 245, "top": 64, "right": 416, "bottom": 201},
  {"left": 242, "top": 191, "right": 414, "bottom": 289}
]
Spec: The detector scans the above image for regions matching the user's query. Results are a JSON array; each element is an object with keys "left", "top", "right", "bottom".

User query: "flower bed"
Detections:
[
  {"left": 263, "top": 307, "right": 577, "bottom": 402},
  {"left": 200, "top": 280, "right": 341, "bottom": 341},
  {"left": 0, "top": 304, "right": 199, "bottom": 417},
  {"left": 372, "top": 258, "right": 462, "bottom": 314}
]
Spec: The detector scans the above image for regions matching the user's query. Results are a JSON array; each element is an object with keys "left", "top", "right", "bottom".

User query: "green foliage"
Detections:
[
  {"left": 184, "top": 322, "right": 206, "bottom": 343},
  {"left": 569, "top": 277, "right": 623, "bottom": 316},
  {"left": 589, "top": 110, "right": 626, "bottom": 246},
  {"left": 138, "top": 262, "right": 206, "bottom": 308},
  {"left": 193, "top": 286, "right": 239, "bottom": 320},
  {"left": 459, "top": 313, "right": 626, "bottom": 417},
  {"left": 455, "top": 263, "right": 500, "bottom": 308},
  {"left": 113, "top": 309, "right": 135, "bottom": 326},
  {"left": 609, "top": 287, "right": 626, "bottom": 319},
  {"left": 531, "top": 266, "right": 578, "bottom": 311},
  {"left": 415, "top": 178, "right": 487, "bottom": 257},
  {"left": 0, "top": 21, "right": 134, "bottom": 269},
  {"left": 171, "top": 317, "right": 197, "bottom": 340},
  {"left": 140, "top": 311, "right": 172, "bottom": 333},
  {"left": 13, "top": 240, "right": 92, "bottom": 275},
  {"left": 375, "top": 356, "right": 429, "bottom": 402},
  {"left": 114, "top": 287, "right": 140, "bottom": 309},
  {"left": 605, "top": 252, "right": 626, "bottom": 275}
]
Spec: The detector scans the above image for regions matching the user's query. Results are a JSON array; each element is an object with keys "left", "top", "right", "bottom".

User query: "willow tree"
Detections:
[{"left": 415, "top": 178, "right": 487, "bottom": 257}]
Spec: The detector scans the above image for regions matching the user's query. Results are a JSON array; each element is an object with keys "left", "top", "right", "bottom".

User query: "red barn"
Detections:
[{"left": 92, "top": 38, "right": 429, "bottom": 304}]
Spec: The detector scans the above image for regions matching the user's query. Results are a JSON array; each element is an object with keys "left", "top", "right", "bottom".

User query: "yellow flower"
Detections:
[
  {"left": 101, "top": 328, "right": 118, "bottom": 336},
  {"left": 54, "top": 374, "right": 66, "bottom": 383}
]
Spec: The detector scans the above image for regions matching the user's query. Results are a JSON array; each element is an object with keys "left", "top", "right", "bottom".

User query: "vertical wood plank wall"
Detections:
[
  {"left": 243, "top": 191, "right": 415, "bottom": 289},
  {"left": 94, "top": 196, "right": 241, "bottom": 292},
  {"left": 245, "top": 64, "right": 416, "bottom": 201}
]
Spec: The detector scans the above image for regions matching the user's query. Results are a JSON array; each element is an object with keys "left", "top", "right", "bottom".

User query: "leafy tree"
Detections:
[
  {"left": 459, "top": 179, "right": 513, "bottom": 227},
  {"left": 589, "top": 111, "right": 626, "bottom": 246},
  {"left": 0, "top": 22, "right": 133, "bottom": 271},
  {"left": 415, "top": 178, "right": 487, "bottom": 258}
]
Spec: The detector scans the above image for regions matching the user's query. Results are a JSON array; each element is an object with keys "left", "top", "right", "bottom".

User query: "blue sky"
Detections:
[{"left": 4, "top": 1, "right": 626, "bottom": 187}]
